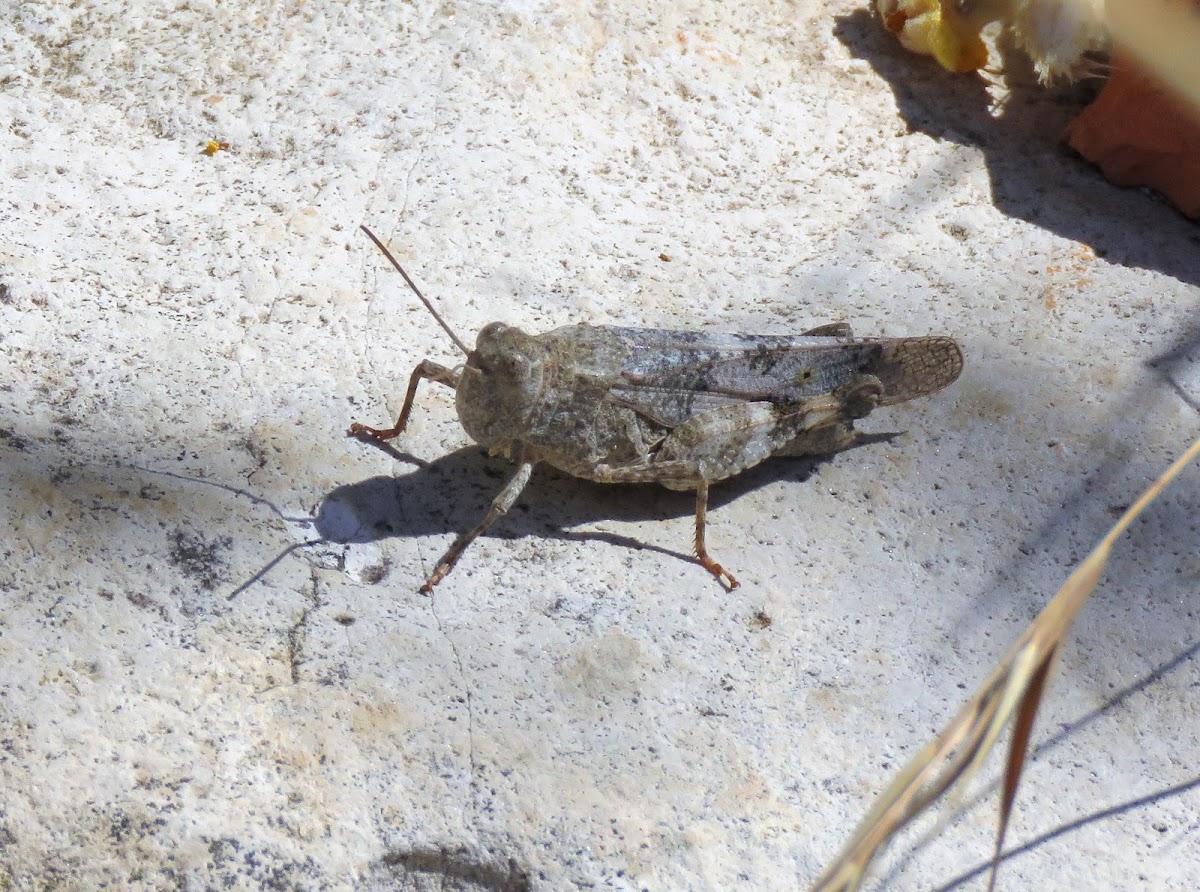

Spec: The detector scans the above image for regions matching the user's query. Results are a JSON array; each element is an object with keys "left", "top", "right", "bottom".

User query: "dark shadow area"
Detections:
[
  {"left": 879, "top": 635, "right": 1200, "bottom": 887},
  {"left": 932, "top": 772, "right": 1200, "bottom": 891},
  {"left": 318, "top": 433, "right": 902, "bottom": 570},
  {"left": 833, "top": 10, "right": 1200, "bottom": 286},
  {"left": 1, "top": 423, "right": 896, "bottom": 602},
  {"left": 370, "top": 847, "right": 531, "bottom": 892},
  {"left": 1149, "top": 326, "right": 1200, "bottom": 412}
]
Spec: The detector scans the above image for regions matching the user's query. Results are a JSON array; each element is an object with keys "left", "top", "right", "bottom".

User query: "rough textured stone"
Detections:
[{"left": 2, "top": 1, "right": 1198, "bottom": 889}]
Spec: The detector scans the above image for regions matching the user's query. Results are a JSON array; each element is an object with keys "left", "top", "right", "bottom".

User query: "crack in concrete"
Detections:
[
  {"left": 285, "top": 568, "right": 323, "bottom": 684},
  {"left": 285, "top": 607, "right": 310, "bottom": 684},
  {"left": 428, "top": 586, "right": 480, "bottom": 827},
  {"left": 398, "top": 149, "right": 422, "bottom": 219}
]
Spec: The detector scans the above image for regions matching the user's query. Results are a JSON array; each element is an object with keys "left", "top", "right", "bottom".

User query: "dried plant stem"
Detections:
[{"left": 812, "top": 435, "right": 1200, "bottom": 892}]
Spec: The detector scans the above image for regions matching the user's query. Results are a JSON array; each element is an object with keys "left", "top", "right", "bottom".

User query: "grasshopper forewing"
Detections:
[{"left": 351, "top": 227, "right": 963, "bottom": 592}]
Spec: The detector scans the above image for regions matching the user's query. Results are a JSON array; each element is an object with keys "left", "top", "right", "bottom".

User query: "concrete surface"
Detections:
[{"left": 2, "top": 1, "right": 1199, "bottom": 889}]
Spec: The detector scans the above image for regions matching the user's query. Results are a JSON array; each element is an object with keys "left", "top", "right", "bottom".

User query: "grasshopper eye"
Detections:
[
  {"left": 474, "top": 350, "right": 529, "bottom": 380},
  {"left": 496, "top": 353, "right": 529, "bottom": 376}
]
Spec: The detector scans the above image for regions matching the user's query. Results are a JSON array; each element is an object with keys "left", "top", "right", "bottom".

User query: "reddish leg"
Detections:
[
  {"left": 694, "top": 481, "right": 739, "bottom": 590},
  {"left": 348, "top": 359, "right": 458, "bottom": 440}
]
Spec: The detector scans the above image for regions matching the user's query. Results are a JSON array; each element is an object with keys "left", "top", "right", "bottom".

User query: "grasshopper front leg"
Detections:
[
  {"left": 348, "top": 359, "right": 459, "bottom": 441},
  {"left": 421, "top": 445, "right": 539, "bottom": 592}
]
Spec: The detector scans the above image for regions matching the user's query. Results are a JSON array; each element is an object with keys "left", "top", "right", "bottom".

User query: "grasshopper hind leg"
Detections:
[
  {"left": 589, "top": 462, "right": 740, "bottom": 589},
  {"left": 694, "top": 480, "right": 739, "bottom": 590}
]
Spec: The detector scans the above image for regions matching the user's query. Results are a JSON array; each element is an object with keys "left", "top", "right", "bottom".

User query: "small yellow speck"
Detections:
[{"left": 201, "top": 139, "right": 230, "bottom": 156}]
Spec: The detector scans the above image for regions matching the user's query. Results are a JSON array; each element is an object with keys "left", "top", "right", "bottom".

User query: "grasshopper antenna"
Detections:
[{"left": 360, "top": 225, "right": 470, "bottom": 356}]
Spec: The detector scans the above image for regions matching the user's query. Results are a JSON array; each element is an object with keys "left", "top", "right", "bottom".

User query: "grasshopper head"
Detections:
[{"left": 456, "top": 322, "right": 547, "bottom": 448}]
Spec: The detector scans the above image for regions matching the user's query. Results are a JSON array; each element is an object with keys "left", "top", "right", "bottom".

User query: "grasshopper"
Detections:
[{"left": 350, "top": 226, "right": 963, "bottom": 592}]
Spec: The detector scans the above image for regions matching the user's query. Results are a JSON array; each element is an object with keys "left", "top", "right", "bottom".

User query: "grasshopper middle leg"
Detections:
[{"left": 348, "top": 359, "right": 459, "bottom": 441}]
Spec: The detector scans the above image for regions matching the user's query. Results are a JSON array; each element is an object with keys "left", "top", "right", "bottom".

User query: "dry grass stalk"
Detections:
[{"left": 811, "top": 435, "right": 1200, "bottom": 892}]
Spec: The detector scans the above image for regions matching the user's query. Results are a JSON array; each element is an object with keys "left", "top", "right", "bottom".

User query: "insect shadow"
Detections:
[
  {"left": 369, "top": 846, "right": 530, "bottom": 892},
  {"left": 316, "top": 433, "right": 901, "bottom": 575}
]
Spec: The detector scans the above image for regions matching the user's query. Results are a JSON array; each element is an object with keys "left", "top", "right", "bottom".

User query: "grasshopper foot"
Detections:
[
  {"left": 697, "top": 553, "right": 740, "bottom": 590},
  {"left": 419, "top": 554, "right": 462, "bottom": 593},
  {"left": 348, "top": 421, "right": 404, "bottom": 441},
  {"left": 693, "top": 480, "right": 740, "bottom": 589},
  {"left": 418, "top": 566, "right": 447, "bottom": 594}
]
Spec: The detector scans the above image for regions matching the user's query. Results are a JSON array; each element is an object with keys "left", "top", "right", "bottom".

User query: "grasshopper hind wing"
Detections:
[
  {"left": 615, "top": 331, "right": 879, "bottom": 417},
  {"left": 608, "top": 329, "right": 960, "bottom": 430},
  {"left": 875, "top": 337, "right": 963, "bottom": 406}
]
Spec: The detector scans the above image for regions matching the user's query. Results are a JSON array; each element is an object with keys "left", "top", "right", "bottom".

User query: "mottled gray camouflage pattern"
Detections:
[
  {"left": 455, "top": 323, "right": 963, "bottom": 490},
  {"left": 353, "top": 316, "right": 962, "bottom": 590}
]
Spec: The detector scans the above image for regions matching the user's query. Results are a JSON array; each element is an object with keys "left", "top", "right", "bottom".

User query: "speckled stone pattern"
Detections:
[{"left": 1, "top": 0, "right": 1198, "bottom": 889}]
